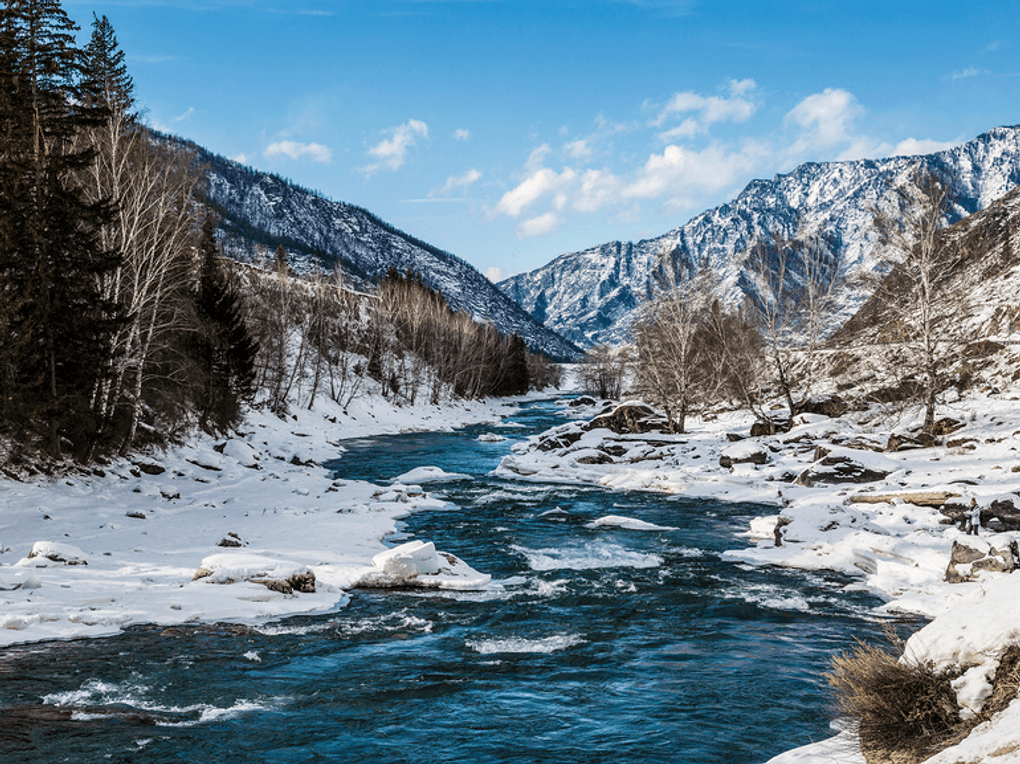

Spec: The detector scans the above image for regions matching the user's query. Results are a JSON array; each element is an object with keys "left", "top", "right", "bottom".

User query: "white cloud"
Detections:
[
  {"left": 654, "top": 79, "right": 757, "bottom": 138},
  {"left": 564, "top": 139, "right": 593, "bottom": 161},
  {"left": 785, "top": 88, "right": 863, "bottom": 146},
  {"left": 264, "top": 140, "right": 332, "bottom": 163},
  {"left": 890, "top": 137, "right": 962, "bottom": 157},
  {"left": 436, "top": 167, "right": 482, "bottom": 195},
  {"left": 949, "top": 66, "right": 987, "bottom": 80},
  {"left": 361, "top": 119, "right": 429, "bottom": 174},
  {"left": 229, "top": 152, "right": 250, "bottom": 164},
  {"left": 516, "top": 212, "right": 562, "bottom": 239},
  {"left": 574, "top": 168, "right": 622, "bottom": 213},
  {"left": 493, "top": 166, "right": 576, "bottom": 218},
  {"left": 525, "top": 144, "right": 553, "bottom": 171},
  {"left": 624, "top": 141, "right": 764, "bottom": 203},
  {"left": 174, "top": 106, "right": 195, "bottom": 122},
  {"left": 484, "top": 266, "right": 503, "bottom": 282},
  {"left": 453, "top": 128, "right": 472, "bottom": 141}
]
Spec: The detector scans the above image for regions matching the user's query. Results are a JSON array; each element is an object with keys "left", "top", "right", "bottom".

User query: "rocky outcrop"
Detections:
[
  {"left": 585, "top": 403, "right": 665, "bottom": 435},
  {"left": 945, "top": 539, "right": 1018, "bottom": 583},
  {"left": 719, "top": 442, "right": 769, "bottom": 469},
  {"left": 941, "top": 497, "right": 1020, "bottom": 531},
  {"left": 795, "top": 447, "right": 895, "bottom": 487}
]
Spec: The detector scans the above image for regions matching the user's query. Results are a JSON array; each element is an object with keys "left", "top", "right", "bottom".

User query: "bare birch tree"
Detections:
[{"left": 871, "top": 166, "right": 963, "bottom": 435}]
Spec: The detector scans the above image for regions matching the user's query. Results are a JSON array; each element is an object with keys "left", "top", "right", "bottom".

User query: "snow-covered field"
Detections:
[{"left": 0, "top": 393, "right": 516, "bottom": 647}]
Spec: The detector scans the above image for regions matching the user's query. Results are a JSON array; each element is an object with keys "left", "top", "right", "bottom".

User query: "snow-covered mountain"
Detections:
[
  {"left": 182, "top": 140, "right": 582, "bottom": 361},
  {"left": 499, "top": 125, "right": 1020, "bottom": 348}
]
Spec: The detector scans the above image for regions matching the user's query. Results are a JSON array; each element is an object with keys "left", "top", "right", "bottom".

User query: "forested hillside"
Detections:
[{"left": 0, "top": 4, "right": 557, "bottom": 470}]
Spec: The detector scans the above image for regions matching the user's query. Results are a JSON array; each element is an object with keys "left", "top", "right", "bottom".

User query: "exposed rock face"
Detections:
[
  {"left": 585, "top": 404, "right": 664, "bottom": 435},
  {"left": 945, "top": 540, "right": 1017, "bottom": 583}
]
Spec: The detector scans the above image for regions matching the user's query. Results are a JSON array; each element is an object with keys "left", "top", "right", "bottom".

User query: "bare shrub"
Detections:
[{"left": 826, "top": 639, "right": 961, "bottom": 764}]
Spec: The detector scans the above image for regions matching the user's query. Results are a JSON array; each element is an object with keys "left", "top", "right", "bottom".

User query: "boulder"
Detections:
[
  {"left": 886, "top": 432, "right": 936, "bottom": 452},
  {"left": 585, "top": 403, "right": 665, "bottom": 435},
  {"left": 568, "top": 396, "right": 597, "bottom": 407},
  {"left": 795, "top": 447, "right": 894, "bottom": 487},
  {"left": 796, "top": 395, "right": 849, "bottom": 418},
  {"left": 932, "top": 417, "right": 965, "bottom": 437},
  {"left": 940, "top": 497, "right": 1020, "bottom": 531},
  {"left": 193, "top": 553, "right": 315, "bottom": 594},
  {"left": 356, "top": 540, "right": 491, "bottom": 591},
  {"left": 536, "top": 428, "right": 584, "bottom": 452},
  {"left": 945, "top": 540, "right": 1017, "bottom": 583},
  {"left": 751, "top": 418, "right": 791, "bottom": 437},
  {"left": 26, "top": 541, "right": 88, "bottom": 566},
  {"left": 719, "top": 441, "right": 769, "bottom": 469},
  {"left": 576, "top": 451, "right": 614, "bottom": 465},
  {"left": 989, "top": 497, "right": 1020, "bottom": 531}
]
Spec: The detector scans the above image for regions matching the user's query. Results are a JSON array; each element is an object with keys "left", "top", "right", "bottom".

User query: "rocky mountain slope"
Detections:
[
  {"left": 178, "top": 139, "right": 581, "bottom": 361},
  {"left": 499, "top": 125, "right": 1020, "bottom": 348}
]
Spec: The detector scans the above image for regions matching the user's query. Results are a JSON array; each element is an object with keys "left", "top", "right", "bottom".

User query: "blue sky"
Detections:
[{"left": 68, "top": 0, "right": 1019, "bottom": 280}]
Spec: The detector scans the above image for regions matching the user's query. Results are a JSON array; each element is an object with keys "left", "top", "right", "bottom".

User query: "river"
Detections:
[{"left": 0, "top": 399, "right": 891, "bottom": 763}]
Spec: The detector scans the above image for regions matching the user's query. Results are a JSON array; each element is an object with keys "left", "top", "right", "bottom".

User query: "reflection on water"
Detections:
[{"left": 0, "top": 400, "right": 891, "bottom": 764}]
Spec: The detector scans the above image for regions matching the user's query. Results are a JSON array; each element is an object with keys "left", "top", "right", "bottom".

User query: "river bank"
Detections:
[
  {"left": 0, "top": 393, "right": 520, "bottom": 647},
  {"left": 5, "top": 385, "right": 1020, "bottom": 763}
]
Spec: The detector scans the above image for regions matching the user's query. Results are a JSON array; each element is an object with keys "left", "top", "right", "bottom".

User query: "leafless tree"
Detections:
[
  {"left": 580, "top": 345, "right": 628, "bottom": 400},
  {"left": 871, "top": 166, "right": 964, "bottom": 435},
  {"left": 632, "top": 248, "right": 711, "bottom": 433},
  {"left": 741, "top": 223, "right": 843, "bottom": 422}
]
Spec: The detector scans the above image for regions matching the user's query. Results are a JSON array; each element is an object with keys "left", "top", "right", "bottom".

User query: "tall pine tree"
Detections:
[
  {"left": 0, "top": 0, "right": 125, "bottom": 461},
  {"left": 193, "top": 218, "right": 258, "bottom": 434}
]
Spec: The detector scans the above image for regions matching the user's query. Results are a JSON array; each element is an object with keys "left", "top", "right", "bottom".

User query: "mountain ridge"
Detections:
[
  {"left": 499, "top": 125, "right": 1020, "bottom": 348},
  {"left": 169, "top": 137, "right": 583, "bottom": 362}
]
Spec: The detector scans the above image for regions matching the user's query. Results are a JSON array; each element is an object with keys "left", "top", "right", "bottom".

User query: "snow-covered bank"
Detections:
[
  {"left": 0, "top": 393, "right": 519, "bottom": 647},
  {"left": 500, "top": 393, "right": 1020, "bottom": 763}
]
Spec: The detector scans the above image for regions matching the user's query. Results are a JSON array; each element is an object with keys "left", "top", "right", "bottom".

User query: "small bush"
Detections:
[{"left": 826, "top": 640, "right": 961, "bottom": 764}]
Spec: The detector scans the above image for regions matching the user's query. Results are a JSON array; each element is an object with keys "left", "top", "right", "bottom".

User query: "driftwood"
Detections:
[{"left": 848, "top": 490, "right": 960, "bottom": 507}]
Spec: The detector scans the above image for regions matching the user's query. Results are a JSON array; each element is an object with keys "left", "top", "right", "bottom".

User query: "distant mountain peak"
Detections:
[{"left": 499, "top": 124, "right": 1020, "bottom": 348}]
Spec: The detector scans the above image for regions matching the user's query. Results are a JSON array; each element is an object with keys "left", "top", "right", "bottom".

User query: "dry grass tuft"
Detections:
[{"left": 826, "top": 639, "right": 961, "bottom": 764}]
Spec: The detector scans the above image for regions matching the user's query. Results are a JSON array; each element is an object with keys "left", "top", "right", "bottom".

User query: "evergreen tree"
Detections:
[
  {"left": 193, "top": 218, "right": 258, "bottom": 434},
  {"left": 496, "top": 334, "right": 529, "bottom": 396},
  {"left": 83, "top": 13, "right": 135, "bottom": 117},
  {"left": 0, "top": 0, "right": 124, "bottom": 460}
]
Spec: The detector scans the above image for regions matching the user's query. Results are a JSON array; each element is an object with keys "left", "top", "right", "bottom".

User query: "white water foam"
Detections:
[
  {"left": 512, "top": 542, "right": 663, "bottom": 571},
  {"left": 728, "top": 583, "right": 811, "bottom": 612},
  {"left": 466, "top": 634, "right": 585, "bottom": 655},
  {"left": 43, "top": 677, "right": 280, "bottom": 727}
]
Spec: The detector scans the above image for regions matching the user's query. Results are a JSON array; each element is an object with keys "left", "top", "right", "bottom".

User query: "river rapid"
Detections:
[{"left": 0, "top": 399, "right": 893, "bottom": 763}]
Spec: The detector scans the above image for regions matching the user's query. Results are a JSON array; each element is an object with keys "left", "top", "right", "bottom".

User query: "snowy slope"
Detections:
[
  {"left": 175, "top": 139, "right": 581, "bottom": 361},
  {"left": 499, "top": 125, "right": 1020, "bottom": 348}
]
